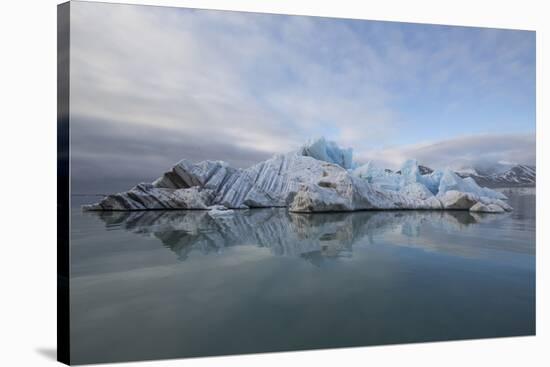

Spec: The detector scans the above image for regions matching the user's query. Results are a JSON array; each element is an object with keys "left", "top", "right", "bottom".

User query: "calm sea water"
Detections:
[{"left": 70, "top": 190, "right": 535, "bottom": 364}]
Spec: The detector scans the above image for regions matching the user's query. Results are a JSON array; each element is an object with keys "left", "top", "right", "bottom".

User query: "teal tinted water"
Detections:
[{"left": 70, "top": 190, "right": 535, "bottom": 365}]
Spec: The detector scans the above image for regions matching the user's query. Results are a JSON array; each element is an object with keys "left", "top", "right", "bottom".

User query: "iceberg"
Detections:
[{"left": 83, "top": 137, "right": 511, "bottom": 213}]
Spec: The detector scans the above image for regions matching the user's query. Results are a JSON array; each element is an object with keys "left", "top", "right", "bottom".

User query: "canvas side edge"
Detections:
[{"left": 57, "top": 1, "right": 70, "bottom": 365}]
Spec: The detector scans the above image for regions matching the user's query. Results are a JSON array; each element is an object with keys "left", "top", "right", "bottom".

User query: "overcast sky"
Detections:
[{"left": 69, "top": 1, "right": 535, "bottom": 193}]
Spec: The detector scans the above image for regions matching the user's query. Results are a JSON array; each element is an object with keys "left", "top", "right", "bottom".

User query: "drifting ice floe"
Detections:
[{"left": 83, "top": 137, "right": 511, "bottom": 213}]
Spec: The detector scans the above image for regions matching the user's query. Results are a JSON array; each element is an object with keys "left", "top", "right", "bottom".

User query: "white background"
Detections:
[{"left": 0, "top": 0, "right": 547, "bottom": 366}]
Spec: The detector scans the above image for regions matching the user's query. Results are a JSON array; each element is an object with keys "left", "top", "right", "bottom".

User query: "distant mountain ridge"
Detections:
[
  {"left": 381, "top": 162, "right": 534, "bottom": 188},
  {"left": 395, "top": 165, "right": 433, "bottom": 175},
  {"left": 455, "top": 164, "right": 536, "bottom": 188}
]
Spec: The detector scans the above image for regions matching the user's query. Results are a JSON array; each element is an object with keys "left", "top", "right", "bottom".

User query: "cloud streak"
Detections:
[{"left": 357, "top": 133, "right": 536, "bottom": 169}]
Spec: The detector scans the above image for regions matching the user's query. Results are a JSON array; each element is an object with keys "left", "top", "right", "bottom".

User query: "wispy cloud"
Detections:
[{"left": 70, "top": 4, "right": 399, "bottom": 154}]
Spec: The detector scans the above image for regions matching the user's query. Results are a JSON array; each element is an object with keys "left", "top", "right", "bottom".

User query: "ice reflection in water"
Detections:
[{"left": 88, "top": 209, "right": 512, "bottom": 264}]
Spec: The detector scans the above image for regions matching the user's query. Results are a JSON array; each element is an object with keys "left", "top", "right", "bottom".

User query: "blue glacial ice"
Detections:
[{"left": 299, "top": 137, "right": 355, "bottom": 170}]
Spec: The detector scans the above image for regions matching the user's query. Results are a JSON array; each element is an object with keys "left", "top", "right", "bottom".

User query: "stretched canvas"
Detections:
[{"left": 58, "top": 1, "right": 536, "bottom": 365}]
